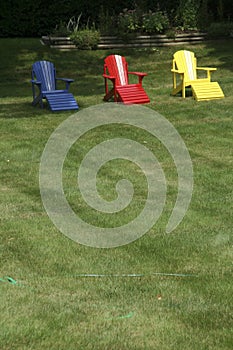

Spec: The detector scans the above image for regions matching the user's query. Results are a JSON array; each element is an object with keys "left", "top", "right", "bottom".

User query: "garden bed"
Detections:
[{"left": 41, "top": 32, "right": 207, "bottom": 50}]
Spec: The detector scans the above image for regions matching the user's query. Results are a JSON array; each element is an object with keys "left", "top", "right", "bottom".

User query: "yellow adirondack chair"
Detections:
[{"left": 171, "top": 50, "right": 224, "bottom": 101}]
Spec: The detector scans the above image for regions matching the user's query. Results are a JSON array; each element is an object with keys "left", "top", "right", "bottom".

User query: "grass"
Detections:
[{"left": 0, "top": 38, "right": 233, "bottom": 349}]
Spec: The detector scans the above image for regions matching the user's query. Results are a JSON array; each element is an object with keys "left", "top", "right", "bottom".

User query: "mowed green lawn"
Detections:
[{"left": 0, "top": 38, "right": 232, "bottom": 349}]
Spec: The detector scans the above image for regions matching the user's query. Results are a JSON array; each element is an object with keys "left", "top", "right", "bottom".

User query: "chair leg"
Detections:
[
  {"left": 32, "top": 94, "right": 43, "bottom": 108},
  {"left": 173, "top": 73, "right": 176, "bottom": 89},
  {"left": 40, "top": 97, "right": 44, "bottom": 108},
  {"left": 171, "top": 83, "right": 182, "bottom": 97},
  {"left": 182, "top": 85, "right": 186, "bottom": 98},
  {"left": 103, "top": 89, "right": 114, "bottom": 101}
]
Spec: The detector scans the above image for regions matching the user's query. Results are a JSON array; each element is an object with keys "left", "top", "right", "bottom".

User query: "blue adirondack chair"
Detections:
[{"left": 31, "top": 60, "right": 79, "bottom": 111}]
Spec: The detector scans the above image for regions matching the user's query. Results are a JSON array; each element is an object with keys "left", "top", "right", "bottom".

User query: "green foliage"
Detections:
[
  {"left": 117, "top": 8, "right": 141, "bottom": 34},
  {"left": 175, "top": 0, "right": 199, "bottom": 31},
  {"left": 103, "top": 8, "right": 170, "bottom": 38},
  {"left": 98, "top": 7, "right": 117, "bottom": 35},
  {"left": 1, "top": 1, "right": 233, "bottom": 37},
  {"left": 51, "top": 14, "right": 83, "bottom": 37},
  {"left": 197, "top": 0, "right": 213, "bottom": 31},
  {"left": 165, "top": 28, "right": 176, "bottom": 39},
  {"left": 70, "top": 29, "right": 100, "bottom": 50},
  {"left": 207, "top": 21, "right": 233, "bottom": 38},
  {"left": 50, "top": 15, "right": 100, "bottom": 50},
  {"left": 66, "top": 14, "right": 83, "bottom": 32},
  {"left": 51, "top": 21, "right": 72, "bottom": 37},
  {"left": 142, "top": 10, "right": 170, "bottom": 34}
]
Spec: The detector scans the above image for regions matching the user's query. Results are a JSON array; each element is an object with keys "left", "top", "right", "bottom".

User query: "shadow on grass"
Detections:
[
  {"left": 0, "top": 101, "right": 47, "bottom": 119},
  {"left": 0, "top": 38, "right": 233, "bottom": 115},
  {"left": 200, "top": 39, "right": 233, "bottom": 72}
]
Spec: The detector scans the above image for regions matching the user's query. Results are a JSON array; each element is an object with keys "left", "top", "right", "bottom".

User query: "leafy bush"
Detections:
[
  {"left": 70, "top": 29, "right": 100, "bottom": 49},
  {"left": 114, "top": 8, "right": 171, "bottom": 38},
  {"left": 142, "top": 10, "right": 169, "bottom": 34},
  {"left": 50, "top": 21, "right": 72, "bottom": 37},
  {"left": 50, "top": 15, "right": 100, "bottom": 50},
  {"left": 175, "top": 0, "right": 199, "bottom": 31},
  {"left": 165, "top": 28, "right": 176, "bottom": 39},
  {"left": 117, "top": 8, "right": 141, "bottom": 34}
]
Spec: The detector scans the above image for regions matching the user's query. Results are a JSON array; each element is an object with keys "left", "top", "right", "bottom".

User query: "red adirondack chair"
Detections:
[{"left": 103, "top": 54, "right": 150, "bottom": 104}]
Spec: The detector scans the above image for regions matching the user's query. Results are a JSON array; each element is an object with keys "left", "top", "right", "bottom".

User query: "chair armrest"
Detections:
[
  {"left": 103, "top": 74, "right": 116, "bottom": 81},
  {"left": 31, "top": 79, "right": 41, "bottom": 85},
  {"left": 129, "top": 72, "right": 147, "bottom": 85},
  {"left": 56, "top": 77, "right": 74, "bottom": 91},
  {"left": 171, "top": 69, "right": 184, "bottom": 74},
  {"left": 103, "top": 74, "right": 115, "bottom": 79},
  {"left": 196, "top": 67, "right": 217, "bottom": 71},
  {"left": 128, "top": 71, "right": 147, "bottom": 77},
  {"left": 56, "top": 78, "right": 74, "bottom": 83}
]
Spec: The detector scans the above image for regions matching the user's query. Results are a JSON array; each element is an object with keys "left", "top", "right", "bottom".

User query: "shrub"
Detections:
[
  {"left": 70, "top": 29, "right": 100, "bottom": 50},
  {"left": 175, "top": 0, "right": 199, "bottom": 31},
  {"left": 115, "top": 7, "right": 171, "bottom": 38},
  {"left": 117, "top": 8, "right": 141, "bottom": 34},
  {"left": 142, "top": 10, "right": 169, "bottom": 34},
  {"left": 165, "top": 28, "right": 176, "bottom": 39},
  {"left": 50, "top": 15, "right": 100, "bottom": 50}
]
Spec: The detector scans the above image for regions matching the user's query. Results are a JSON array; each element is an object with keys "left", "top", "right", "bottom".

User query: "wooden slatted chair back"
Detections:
[
  {"left": 173, "top": 50, "right": 197, "bottom": 81},
  {"left": 104, "top": 55, "right": 129, "bottom": 86},
  {"left": 32, "top": 60, "right": 56, "bottom": 91}
]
